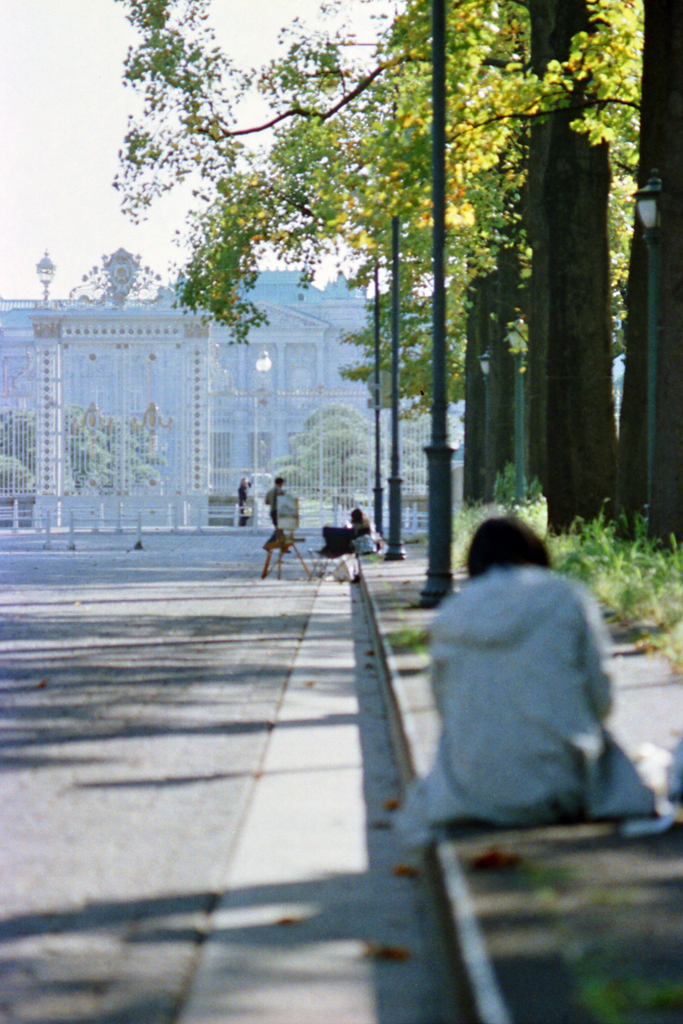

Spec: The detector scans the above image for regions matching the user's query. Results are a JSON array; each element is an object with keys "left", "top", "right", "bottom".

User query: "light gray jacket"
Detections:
[{"left": 419, "top": 566, "right": 654, "bottom": 827}]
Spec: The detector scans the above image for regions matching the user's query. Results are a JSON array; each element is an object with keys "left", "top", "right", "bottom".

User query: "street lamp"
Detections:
[
  {"left": 506, "top": 319, "right": 527, "bottom": 504},
  {"left": 385, "top": 216, "right": 406, "bottom": 561},
  {"left": 373, "top": 262, "right": 384, "bottom": 537},
  {"left": 36, "top": 251, "right": 56, "bottom": 304},
  {"left": 420, "top": 0, "right": 453, "bottom": 606},
  {"left": 479, "top": 350, "right": 491, "bottom": 500},
  {"left": 253, "top": 350, "right": 272, "bottom": 514},
  {"left": 635, "top": 169, "right": 662, "bottom": 515}
]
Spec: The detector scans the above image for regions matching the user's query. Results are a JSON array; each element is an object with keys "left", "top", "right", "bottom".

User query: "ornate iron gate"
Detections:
[{"left": 31, "top": 250, "right": 210, "bottom": 524}]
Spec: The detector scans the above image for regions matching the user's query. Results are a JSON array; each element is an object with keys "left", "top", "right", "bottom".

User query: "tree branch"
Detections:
[
  {"left": 456, "top": 95, "right": 640, "bottom": 138},
  {"left": 224, "top": 59, "right": 399, "bottom": 138}
]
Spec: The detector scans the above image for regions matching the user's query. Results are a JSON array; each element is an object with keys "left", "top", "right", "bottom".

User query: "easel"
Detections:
[
  {"left": 261, "top": 530, "right": 311, "bottom": 579},
  {"left": 260, "top": 498, "right": 311, "bottom": 580}
]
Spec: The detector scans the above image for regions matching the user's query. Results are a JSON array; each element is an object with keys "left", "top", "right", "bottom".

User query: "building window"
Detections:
[
  {"left": 210, "top": 431, "right": 231, "bottom": 493},
  {"left": 285, "top": 344, "right": 316, "bottom": 390}
]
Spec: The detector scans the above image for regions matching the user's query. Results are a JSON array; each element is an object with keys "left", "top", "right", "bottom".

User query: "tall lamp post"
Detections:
[
  {"left": 420, "top": 0, "right": 453, "bottom": 606},
  {"left": 506, "top": 319, "right": 527, "bottom": 505},
  {"left": 479, "top": 350, "right": 491, "bottom": 500},
  {"left": 373, "top": 263, "right": 384, "bottom": 536},
  {"left": 385, "top": 216, "right": 406, "bottom": 560},
  {"left": 635, "top": 169, "right": 662, "bottom": 516},
  {"left": 253, "top": 349, "right": 272, "bottom": 519},
  {"left": 36, "top": 251, "right": 56, "bottom": 305}
]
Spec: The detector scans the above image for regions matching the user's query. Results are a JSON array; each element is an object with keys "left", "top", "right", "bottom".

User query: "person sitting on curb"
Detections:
[{"left": 398, "top": 516, "right": 659, "bottom": 847}]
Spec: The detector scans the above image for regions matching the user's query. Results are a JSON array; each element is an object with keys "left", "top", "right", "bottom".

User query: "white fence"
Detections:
[{"left": 0, "top": 394, "right": 461, "bottom": 535}]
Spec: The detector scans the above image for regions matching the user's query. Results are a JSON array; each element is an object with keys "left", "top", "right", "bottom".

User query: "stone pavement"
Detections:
[
  {"left": 359, "top": 543, "right": 683, "bottom": 1024},
  {"left": 0, "top": 530, "right": 443, "bottom": 1024},
  {"left": 3, "top": 527, "right": 683, "bottom": 1024}
]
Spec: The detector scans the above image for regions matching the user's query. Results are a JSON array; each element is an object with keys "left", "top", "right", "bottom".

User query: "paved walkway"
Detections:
[
  {"left": 0, "top": 531, "right": 442, "bottom": 1024},
  {"left": 4, "top": 529, "right": 683, "bottom": 1024},
  {"left": 360, "top": 545, "right": 683, "bottom": 1024},
  {"left": 175, "top": 582, "right": 441, "bottom": 1024}
]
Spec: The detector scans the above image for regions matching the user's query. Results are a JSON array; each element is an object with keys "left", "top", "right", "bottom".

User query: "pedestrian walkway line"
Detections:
[{"left": 176, "top": 582, "right": 379, "bottom": 1024}]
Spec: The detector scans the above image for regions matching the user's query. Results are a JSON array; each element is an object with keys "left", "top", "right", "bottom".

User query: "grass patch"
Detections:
[
  {"left": 549, "top": 514, "right": 683, "bottom": 664},
  {"left": 578, "top": 975, "right": 683, "bottom": 1024},
  {"left": 453, "top": 506, "right": 683, "bottom": 664},
  {"left": 387, "top": 625, "right": 430, "bottom": 654},
  {"left": 452, "top": 500, "right": 548, "bottom": 573}
]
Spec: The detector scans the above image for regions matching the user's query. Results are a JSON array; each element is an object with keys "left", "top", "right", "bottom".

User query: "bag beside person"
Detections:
[{"left": 353, "top": 534, "right": 376, "bottom": 555}]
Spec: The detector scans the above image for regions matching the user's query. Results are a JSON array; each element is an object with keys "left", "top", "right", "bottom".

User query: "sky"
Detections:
[{"left": 0, "top": 0, "right": 388, "bottom": 301}]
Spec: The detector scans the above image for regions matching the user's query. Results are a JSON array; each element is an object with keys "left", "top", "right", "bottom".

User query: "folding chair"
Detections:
[{"left": 309, "top": 526, "right": 363, "bottom": 581}]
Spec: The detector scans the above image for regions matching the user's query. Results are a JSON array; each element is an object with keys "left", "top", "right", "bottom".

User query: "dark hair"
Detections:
[
  {"left": 467, "top": 517, "right": 550, "bottom": 578},
  {"left": 350, "top": 508, "right": 364, "bottom": 524},
  {"left": 275, "top": 477, "right": 284, "bottom": 486}
]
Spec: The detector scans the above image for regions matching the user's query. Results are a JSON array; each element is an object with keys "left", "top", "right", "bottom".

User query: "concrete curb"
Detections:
[{"left": 357, "top": 563, "right": 513, "bottom": 1024}]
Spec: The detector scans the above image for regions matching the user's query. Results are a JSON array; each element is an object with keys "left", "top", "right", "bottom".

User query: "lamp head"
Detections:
[
  {"left": 36, "top": 251, "right": 56, "bottom": 301},
  {"left": 506, "top": 317, "right": 527, "bottom": 353},
  {"left": 479, "top": 350, "right": 491, "bottom": 376},
  {"left": 635, "top": 170, "right": 662, "bottom": 231},
  {"left": 255, "top": 350, "right": 272, "bottom": 374}
]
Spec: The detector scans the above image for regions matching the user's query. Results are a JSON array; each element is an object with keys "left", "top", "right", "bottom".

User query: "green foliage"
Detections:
[
  {"left": 550, "top": 514, "right": 683, "bottom": 662},
  {"left": 275, "top": 403, "right": 370, "bottom": 502},
  {"left": 388, "top": 625, "right": 429, "bottom": 655},
  {"left": 492, "top": 461, "right": 543, "bottom": 506},
  {"left": 114, "top": 0, "right": 643, "bottom": 393},
  {"left": 0, "top": 412, "right": 35, "bottom": 490},
  {"left": 64, "top": 405, "right": 167, "bottom": 492},
  {"left": 451, "top": 499, "right": 548, "bottom": 572},
  {"left": 0, "top": 455, "right": 35, "bottom": 492},
  {"left": 453, "top": 506, "right": 683, "bottom": 663},
  {"left": 341, "top": 285, "right": 466, "bottom": 414},
  {"left": 578, "top": 973, "right": 683, "bottom": 1024}
]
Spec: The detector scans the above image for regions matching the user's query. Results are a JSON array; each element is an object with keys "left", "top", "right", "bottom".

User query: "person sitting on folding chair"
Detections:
[{"left": 319, "top": 507, "right": 374, "bottom": 558}]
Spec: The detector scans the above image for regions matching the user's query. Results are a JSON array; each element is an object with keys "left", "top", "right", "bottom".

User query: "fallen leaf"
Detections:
[
  {"left": 36, "top": 679, "right": 48, "bottom": 688},
  {"left": 383, "top": 797, "right": 401, "bottom": 811},
  {"left": 303, "top": 680, "right": 316, "bottom": 687},
  {"left": 364, "top": 942, "right": 412, "bottom": 961},
  {"left": 472, "top": 848, "right": 522, "bottom": 870},
  {"left": 276, "top": 916, "right": 301, "bottom": 926},
  {"left": 392, "top": 863, "right": 419, "bottom": 878}
]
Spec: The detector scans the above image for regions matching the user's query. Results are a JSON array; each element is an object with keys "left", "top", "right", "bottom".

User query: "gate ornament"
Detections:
[
  {"left": 81, "top": 401, "right": 113, "bottom": 434},
  {"left": 132, "top": 401, "right": 173, "bottom": 456},
  {"left": 68, "top": 248, "right": 165, "bottom": 308},
  {"left": 79, "top": 401, "right": 114, "bottom": 469}
]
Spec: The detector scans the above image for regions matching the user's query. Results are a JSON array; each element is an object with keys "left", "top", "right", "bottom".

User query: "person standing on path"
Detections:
[
  {"left": 238, "top": 477, "right": 250, "bottom": 526},
  {"left": 264, "top": 477, "right": 285, "bottom": 527}
]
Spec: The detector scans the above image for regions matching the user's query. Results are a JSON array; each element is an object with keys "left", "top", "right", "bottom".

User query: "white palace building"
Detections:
[{"left": 0, "top": 248, "right": 448, "bottom": 532}]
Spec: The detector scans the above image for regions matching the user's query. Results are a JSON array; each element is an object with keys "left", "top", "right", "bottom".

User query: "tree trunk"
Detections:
[
  {"left": 649, "top": 1, "right": 683, "bottom": 541},
  {"left": 526, "top": 120, "right": 550, "bottom": 492},
  {"left": 530, "top": 0, "right": 617, "bottom": 531},
  {"left": 526, "top": 2, "right": 554, "bottom": 492},
  {"left": 464, "top": 274, "right": 491, "bottom": 503},
  {"left": 464, "top": 252, "right": 521, "bottom": 505},
  {"left": 490, "top": 244, "right": 523, "bottom": 493},
  {"left": 616, "top": 0, "right": 667, "bottom": 529}
]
